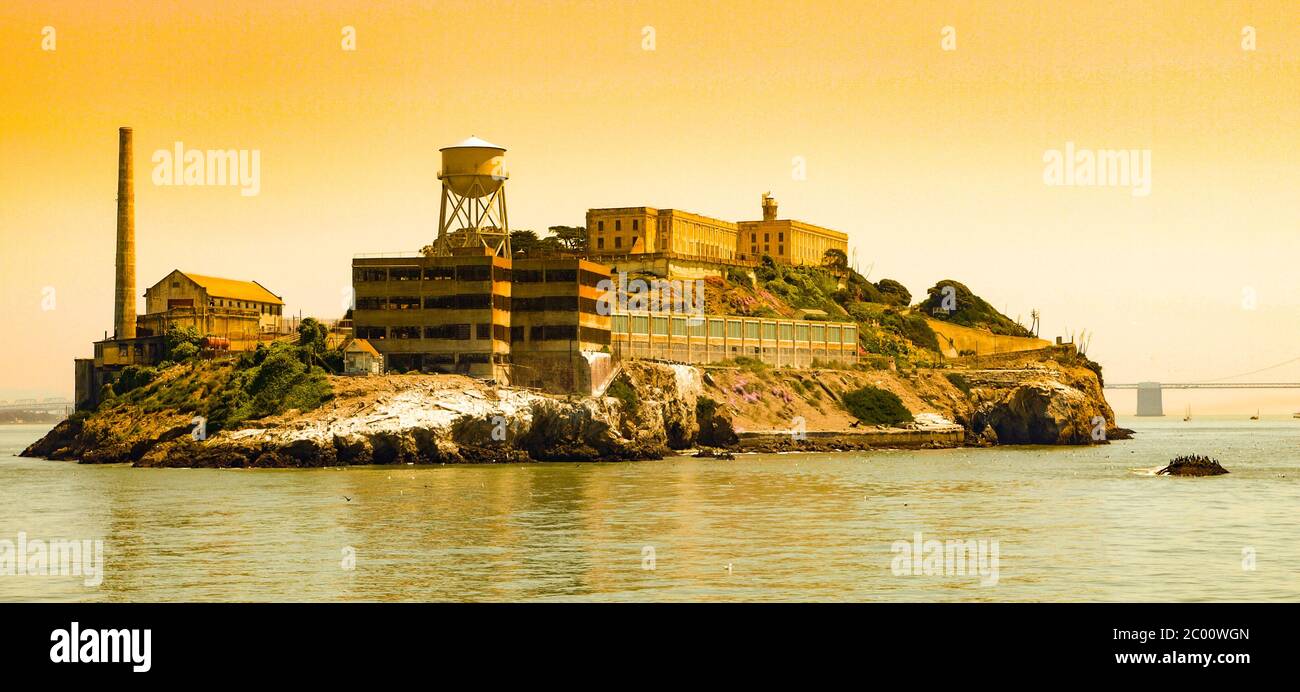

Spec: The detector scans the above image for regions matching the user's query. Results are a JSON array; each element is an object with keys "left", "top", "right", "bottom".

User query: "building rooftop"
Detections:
[
  {"left": 179, "top": 272, "right": 284, "bottom": 305},
  {"left": 344, "top": 338, "right": 381, "bottom": 357}
]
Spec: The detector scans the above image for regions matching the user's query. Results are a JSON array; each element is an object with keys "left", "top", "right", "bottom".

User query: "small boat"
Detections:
[
  {"left": 1250, "top": 410, "right": 1260, "bottom": 420},
  {"left": 1293, "top": 412, "right": 1300, "bottom": 419},
  {"left": 1183, "top": 405, "right": 1191, "bottom": 422}
]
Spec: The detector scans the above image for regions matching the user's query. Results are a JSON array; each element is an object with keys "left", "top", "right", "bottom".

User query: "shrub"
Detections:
[
  {"left": 169, "top": 342, "right": 199, "bottom": 362},
  {"left": 113, "top": 365, "right": 158, "bottom": 395},
  {"left": 606, "top": 377, "right": 639, "bottom": 416},
  {"left": 841, "top": 386, "right": 913, "bottom": 425},
  {"left": 164, "top": 325, "right": 202, "bottom": 358},
  {"left": 725, "top": 268, "right": 754, "bottom": 288}
]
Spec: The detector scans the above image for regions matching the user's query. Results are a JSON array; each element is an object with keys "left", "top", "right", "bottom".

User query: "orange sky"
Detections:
[{"left": 1, "top": 1, "right": 1298, "bottom": 412}]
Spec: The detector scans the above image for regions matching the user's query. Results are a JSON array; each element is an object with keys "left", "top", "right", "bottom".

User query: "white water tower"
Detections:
[{"left": 431, "top": 136, "right": 511, "bottom": 256}]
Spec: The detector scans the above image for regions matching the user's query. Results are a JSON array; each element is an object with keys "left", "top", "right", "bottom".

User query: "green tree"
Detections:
[
  {"left": 547, "top": 225, "right": 587, "bottom": 253},
  {"left": 164, "top": 325, "right": 201, "bottom": 357},
  {"left": 822, "top": 248, "right": 848, "bottom": 273},
  {"left": 297, "top": 317, "right": 329, "bottom": 355},
  {"left": 510, "top": 229, "right": 540, "bottom": 255},
  {"left": 874, "top": 278, "right": 911, "bottom": 307}
]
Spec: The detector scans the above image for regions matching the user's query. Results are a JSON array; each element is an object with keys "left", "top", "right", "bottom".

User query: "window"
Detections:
[
  {"left": 390, "top": 267, "right": 421, "bottom": 281},
  {"left": 424, "top": 324, "right": 471, "bottom": 340},
  {"left": 709, "top": 319, "right": 725, "bottom": 338},
  {"left": 745, "top": 322, "right": 760, "bottom": 339},
  {"left": 476, "top": 323, "right": 491, "bottom": 340},
  {"left": 632, "top": 315, "right": 649, "bottom": 334},
  {"left": 424, "top": 294, "right": 491, "bottom": 309},
  {"left": 778, "top": 245, "right": 784, "bottom": 255},
  {"left": 457, "top": 265, "right": 491, "bottom": 282},
  {"left": 615, "top": 237, "right": 622, "bottom": 249},
  {"left": 357, "top": 326, "right": 386, "bottom": 340},
  {"left": 510, "top": 326, "right": 524, "bottom": 342},
  {"left": 392, "top": 326, "right": 420, "bottom": 339},
  {"left": 632, "top": 220, "right": 638, "bottom": 231},
  {"left": 751, "top": 233, "right": 756, "bottom": 242},
  {"left": 546, "top": 269, "right": 577, "bottom": 283},
  {"left": 513, "top": 269, "right": 543, "bottom": 283},
  {"left": 612, "top": 314, "right": 629, "bottom": 334},
  {"left": 579, "top": 326, "right": 611, "bottom": 345},
  {"left": 529, "top": 325, "right": 578, "bottom": 341},
  {"left": 615, "top": 220, "right": 622, "bottom": 231},
  {"left": 764, "top": 233, "right": 769, "bottom": 242},
  {"left": 597, "top": 237, "right": 604, "bottom": 249},
  {"left": 355, "top": 268, "right": 388, "bottom": 282},
  {"left": 424, "top": 266, "right": 455, "bottom": 280},
  {"left": 671, "top": 317, "right": 686, "bottom": 336},
  {"left": 598, "top": 220, "right": 604, "bottom": 231},
  {"left": 652, "top": 316, "right": 669, "bottom": 335},
  {"left": 727, "top": 320, "right": 742, "bottom": 338},
  {"left": 778, "top": 232, "right": 784, "bottom": 242},
  {"left": 631, "top": 237, "right": 637, "bottom": 249}
]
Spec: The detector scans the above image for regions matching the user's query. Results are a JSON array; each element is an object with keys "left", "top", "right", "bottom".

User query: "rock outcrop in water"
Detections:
[
  {"left": 957, "top": 358, "right": 1124, "bottom": 445},
  {"left": 1157, "top": 455, "right": 1229, "bottom": 476}
]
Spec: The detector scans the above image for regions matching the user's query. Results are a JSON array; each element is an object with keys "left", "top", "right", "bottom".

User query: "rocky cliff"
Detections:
[
  {"left": 23, "top": 350, "right": 1123, "bottom": 467},
  {"left": 24, "top": 361, "right": 700, "bottom": 468}
]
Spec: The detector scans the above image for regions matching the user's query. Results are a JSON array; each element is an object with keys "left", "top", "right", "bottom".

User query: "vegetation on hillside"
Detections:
[
  {"left": 99, "top": 339, "right": 334, "bottom": 435},
  {"left": 918, "top": 280, "right": 1034, "bottom": 337},
  {"left": 705, "top": 252, "right": 1029, "bottom": 367},
  {"left": 841, "top": 386, "right": 913, "bottom": 425}
]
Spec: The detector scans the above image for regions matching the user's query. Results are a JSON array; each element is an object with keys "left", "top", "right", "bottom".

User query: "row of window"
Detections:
[
  {"left": 353, "top": 294, "right": 603, "bottom": 313},
  {"left": 596, "top": 219, "right": 640, "bottom": 232},
  {"left": 354, "top": 324, "right": 611, "bottom": 344},
  {"left": 610, "top": 315, "right": 857, "bottom": 343},
  {"left": 595, "top": 236, "right": 637, "bottom": 251},
  {"left": 355, "top": 266, "right": 605, "bottom": 286}
]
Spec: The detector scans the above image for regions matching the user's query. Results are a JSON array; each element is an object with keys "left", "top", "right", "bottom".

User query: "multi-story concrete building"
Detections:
[
  {"left": 351, "top": 252, "right": 613, "bottom": 392},
  {"left": 736, "top": 194, "right": 848, "bottom": 266},
  {"left": 586, "top": 194, "right": 849, "bottom": 275},
  {"left": 353, "top": 252, "right": 513, "bottom": 380},
  {"left": 586, "top": 207, "right": 739, "bottom": 260}
]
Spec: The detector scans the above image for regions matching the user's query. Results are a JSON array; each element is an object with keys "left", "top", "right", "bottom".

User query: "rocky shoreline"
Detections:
[{"left": 22, "top": 354, "right": 1127, "bottom": 468}]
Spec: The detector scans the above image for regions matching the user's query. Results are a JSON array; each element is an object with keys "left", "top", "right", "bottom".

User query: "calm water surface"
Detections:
[{"left": 1, "top": 417, "right": 1298, "bottom": 602}]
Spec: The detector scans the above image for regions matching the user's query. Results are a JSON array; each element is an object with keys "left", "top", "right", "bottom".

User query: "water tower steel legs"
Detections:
[{"left": 1136, "top": 382, "right": 1163, "bottom": 416}]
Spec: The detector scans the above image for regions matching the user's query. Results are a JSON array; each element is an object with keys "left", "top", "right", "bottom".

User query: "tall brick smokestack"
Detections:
[{"left": 114, "top": 126, "right": 136, "bottom": 340}]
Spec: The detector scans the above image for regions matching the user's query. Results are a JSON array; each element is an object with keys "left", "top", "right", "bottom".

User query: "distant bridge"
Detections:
[
  {"left": 1104, "top": 382, "right": 1300, "bottom": 416},
  {"left": 0, "top": 398, "right": 73, "bottom": 413}
]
